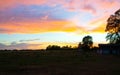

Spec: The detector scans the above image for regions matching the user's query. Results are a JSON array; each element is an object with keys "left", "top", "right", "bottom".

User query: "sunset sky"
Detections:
[{"left": 0, "top": 0, "right": 120, "bottom": 49}]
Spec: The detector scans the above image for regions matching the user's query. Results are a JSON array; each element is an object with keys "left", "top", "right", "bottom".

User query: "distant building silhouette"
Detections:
[{"left": 98, "top": 44, "right": 120, "bottom": 55}]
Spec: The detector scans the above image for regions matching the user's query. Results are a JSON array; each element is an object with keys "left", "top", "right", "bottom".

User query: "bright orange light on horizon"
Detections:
[{"left": 0, "top": 0, "right": 119, "bottom": 49}]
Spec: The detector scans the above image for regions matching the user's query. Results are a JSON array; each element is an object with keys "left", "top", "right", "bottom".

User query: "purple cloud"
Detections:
[
  {"left": 0, "top": 43, "right": 42, "bottom": 50},
  {"left": 19, "top": 39, "right": 40, "bottom": 42}
]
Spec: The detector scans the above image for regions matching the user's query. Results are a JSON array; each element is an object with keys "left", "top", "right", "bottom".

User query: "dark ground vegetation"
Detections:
[{"left": 0, "top": 50, "right": 120, "bottom": 75}]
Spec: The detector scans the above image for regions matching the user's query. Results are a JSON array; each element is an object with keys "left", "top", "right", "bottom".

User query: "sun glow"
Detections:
[{"left": 0, "top": 0, "right": 120, "bottom": 49}]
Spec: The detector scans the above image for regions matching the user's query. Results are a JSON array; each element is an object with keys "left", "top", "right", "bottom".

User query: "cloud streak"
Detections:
[
  {"left": 0, "top": 43, "right": 42, "bottom": 50},
  {"left": 19, "top": 39, "right": 40, "bottom": 42}
]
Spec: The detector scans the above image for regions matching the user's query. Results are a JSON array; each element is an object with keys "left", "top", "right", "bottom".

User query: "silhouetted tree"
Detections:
[
  {"left": 46, "top": 45, "right": 77, "bottom": 51},
  {"left": 61, "top": 45, "right": 76, "bottom": 50},
  {"left": 46, "top": 45, "right": 61, "bottom": 50},
  {"left": 81, "top": 35, "right": 93, "bottom": 52},
  {"left": 105, "top": 9, "right": 120, "bottom": 44},
  {"left": 78, "top": 42, "right": 82, "bottom": 51},
  {"left": 62, "top": 45, "right": 70, "bottom": 50}
]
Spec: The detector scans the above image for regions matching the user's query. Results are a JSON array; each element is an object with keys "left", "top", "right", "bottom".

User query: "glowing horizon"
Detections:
[{"left": 0, "top": 0, "right": 120, "bottom": 49}]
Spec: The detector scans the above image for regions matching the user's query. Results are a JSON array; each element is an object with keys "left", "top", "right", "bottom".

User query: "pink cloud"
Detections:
[
  {"left": 60, "top": 0, "right": 120, "bottom": 16},
  {"left": 82, "top": 4, "right": 96, "bottom": 14},
  {"left": 0, "top": 0, "right": 119, "bottom": 14},
  {"left": 0, "top": 0, "right": 120, "bottom": 34},
  {"left": 0, "top": 0, "right": 47, "bottom": 9}
]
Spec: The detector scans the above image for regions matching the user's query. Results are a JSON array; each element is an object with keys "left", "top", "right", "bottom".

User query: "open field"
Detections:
[{"left": 0, "top": 50, "right": 120, "bottom": 75}]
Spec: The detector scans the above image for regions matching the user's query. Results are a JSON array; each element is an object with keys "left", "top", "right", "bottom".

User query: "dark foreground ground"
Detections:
[{"left": 0, "top": 50, "right": 120, "bottom": 75}]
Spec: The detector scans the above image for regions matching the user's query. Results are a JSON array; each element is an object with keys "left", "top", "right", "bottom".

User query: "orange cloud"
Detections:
[
  {"left": 0, "top": 20, "right": 77, "bottom": 34},
  {"left": 0, "top": 0, "right": 119, "bottom": 34},
  {"left": 91, "top": 23, "right": 106, "bottom": 33},
  {"left": 88, "top": 16, "right": 107, "bottom": 33}
]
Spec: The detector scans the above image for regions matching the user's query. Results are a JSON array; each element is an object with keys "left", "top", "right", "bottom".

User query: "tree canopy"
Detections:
[
  {"left": 82, "top": 35, "right": 93, "bottom": 46},
  {"left": 105, "top": 9, "right": 120, "bottom": 44},
  {"left": 81, "top": 35, "right": 93, "bottom": 51}
]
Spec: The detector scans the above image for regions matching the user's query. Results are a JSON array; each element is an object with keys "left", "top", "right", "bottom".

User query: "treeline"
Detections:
[{"left": 46, "top": 45, "right": 78, "bottom": 50}]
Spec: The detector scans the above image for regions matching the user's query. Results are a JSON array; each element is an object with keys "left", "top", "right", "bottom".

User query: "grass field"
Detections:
[{"left": 0, "top": 50, "right": 120, "bottom": 75}]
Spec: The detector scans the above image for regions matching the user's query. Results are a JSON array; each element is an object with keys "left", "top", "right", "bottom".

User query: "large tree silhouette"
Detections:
[
  {"left": 105, "top": 9, "right": 120, "bottom": 44},
  {"left": 81, "top": 35, "right": 93, "bottom": 51}
]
